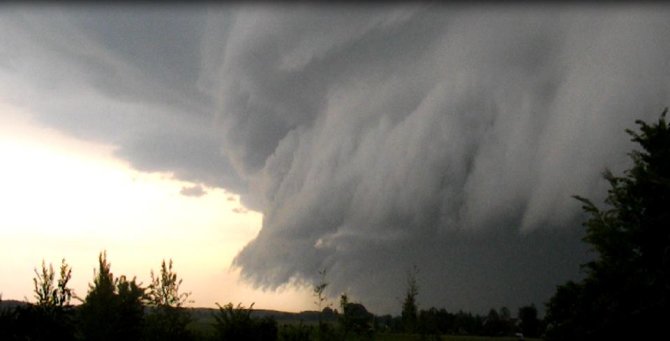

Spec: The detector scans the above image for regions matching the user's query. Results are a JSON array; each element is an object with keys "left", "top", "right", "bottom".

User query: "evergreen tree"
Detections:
[{"left": 79, "top": 251, "right": 145, "bottom": 341}]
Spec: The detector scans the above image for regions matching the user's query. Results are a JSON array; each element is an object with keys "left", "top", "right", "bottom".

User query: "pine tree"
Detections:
[{"left": 79, "top": 251, "right": 145, "bottom": 341}]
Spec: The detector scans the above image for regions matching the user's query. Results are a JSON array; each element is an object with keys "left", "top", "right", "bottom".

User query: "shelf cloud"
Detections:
[{"left": 2, "top": 4, "right": 669, "bottom": 313}]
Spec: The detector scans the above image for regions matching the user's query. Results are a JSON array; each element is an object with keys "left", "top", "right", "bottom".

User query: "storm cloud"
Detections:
[
  {"left": 223, "top": 5, "right": 670, "bottom": 313},
  {"left": 2, "top": 4, "right": 670, "bottom": 314}
]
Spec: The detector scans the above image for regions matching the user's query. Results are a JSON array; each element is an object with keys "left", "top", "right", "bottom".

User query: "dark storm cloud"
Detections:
[
  {"left": 2, "top": 4, "right": 670, "bottom": 314},
  {"left": 221, "top": 5, "right": 670, "bottom": 313}
]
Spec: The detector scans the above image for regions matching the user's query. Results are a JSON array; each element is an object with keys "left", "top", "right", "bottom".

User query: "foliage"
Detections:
[
  {"left": 79, "top": 251, "right": 120, "bottom": 340},
  {"left": 339, "top": 293, "right": 351, "bottom": 335},
  {"left": 213, "top": 302, "right": 278, "bottom": 340},
  {"left": 337, "top": 293, "right": 374, "bottom": 340},
  {"left": 278, "top": 321, "right": 312, "bottom": 341},
  {"left": 312, "top": 268, "right": 333, "bottom": 340},
  {"left": 313, "top": 269, "right": 329, "bottom": 312},
  {"left": 545, "top": 110, "right": 670, "bottom": 340},
  {"left": 517, "top": 304, "right": 540, "bottom": 338},
  {"left": 483, "top": 309, "right": 500, "bottom": 336},
  {"left": 145, "top": 259, "right": 193, "bottom": 341},
  {"left": 33, "top": 259, "right": 73, "bottom": 309},
  {"left": 0, "top": 249, "right": 555, "bottom": 340},
  {"left": 0, "top": 260, "right": 77, "bottom": 340},
  {"left": 148, "top": 259, "right": 192, "bottom": 307},
  {"left": 401, "top": 266, "right": 419, "bottom": 333},
  {"left": 78, "top": 251, "right": 146, "bottom": 341},
  {"left": 117, "top": 275, "right": 147, "bottom": 340},
  {"left": 11, "top": 259, "right": 78, "bottom": 340}
]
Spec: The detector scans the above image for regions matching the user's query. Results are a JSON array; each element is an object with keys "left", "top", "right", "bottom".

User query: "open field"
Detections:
[
  {"left": 186, "top": 315, "right": 540, "bottom": 341},
  {"left": 376, "top": 335, "right": 539, "bottom": 341},
  {"left": 187, "top": 318, "right": 541, "bottom": 341}
]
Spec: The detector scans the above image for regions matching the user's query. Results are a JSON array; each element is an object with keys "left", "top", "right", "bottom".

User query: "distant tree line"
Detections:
[
  {"left": 373, "top": 271, "right": 542, "bottom": 339},
  {"left": 0, "top": 251, "right": 541, "bottom": 340},
  {"left": 306, "top": 266, "right": 542, "bottom": 340},
  {"left": 375, "top": 304, "right": 542, "bottom": 338}
]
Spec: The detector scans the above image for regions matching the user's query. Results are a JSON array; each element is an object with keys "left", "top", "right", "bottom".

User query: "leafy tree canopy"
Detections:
[{"left": 546, "top": 110, "right": 670, "bottom": 340}]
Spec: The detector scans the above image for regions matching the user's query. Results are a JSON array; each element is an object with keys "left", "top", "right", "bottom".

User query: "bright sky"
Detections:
[{"left": 0, "top": 101, "right": 313, "bottom": 312}]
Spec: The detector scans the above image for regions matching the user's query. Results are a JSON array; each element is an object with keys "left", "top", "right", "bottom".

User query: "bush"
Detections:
[
  {"left": 278, "top": 322, "right": 312, "bottom": 341},
  {"left": 213, "top": 302, "right": 278, "bottom": 340}
]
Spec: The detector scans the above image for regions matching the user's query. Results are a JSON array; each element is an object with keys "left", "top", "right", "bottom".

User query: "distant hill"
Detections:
[
  {"left": 188, "top": 307, "right": 337, "bottom": 323},
  {"left": 0, "top": 299, "right": 27, "bottom": 311},
  {"left": 1, "top": 300, "right": 337, "bottom": 324}
]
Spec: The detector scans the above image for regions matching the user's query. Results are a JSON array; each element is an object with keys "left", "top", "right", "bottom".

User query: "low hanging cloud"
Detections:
[
  {"left": 2, "top": 4, "right": 670, "bottom": 314},
  {"left": 215, "top": 5, "right": 670, "bottom": 313},
  {"left": 180, "top": 184, "right": 207, "bottom": 198}
]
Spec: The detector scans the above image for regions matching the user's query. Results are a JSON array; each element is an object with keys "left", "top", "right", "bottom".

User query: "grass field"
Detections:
[
  {"left": 188, "top": 320, "right": 540, "bottom": 341},
  {"left": 376, "top": 335, "right": 538, "bottom": 341},
  {"left": 186, "top": 312, "right": 541, "bottom": 341}
]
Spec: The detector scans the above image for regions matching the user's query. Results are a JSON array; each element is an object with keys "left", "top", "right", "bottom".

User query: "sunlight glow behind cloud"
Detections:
[{"left": 0, "top": 102, "right": 311, "bottom": 312}]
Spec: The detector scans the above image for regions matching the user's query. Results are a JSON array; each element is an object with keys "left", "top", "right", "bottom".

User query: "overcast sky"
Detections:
[{"left": 2, "top": 3, "right": 670, "bottom": 314}]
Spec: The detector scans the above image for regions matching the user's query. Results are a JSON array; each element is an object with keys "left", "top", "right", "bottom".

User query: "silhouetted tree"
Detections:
[
  {"left": 417, "top": 307, "right": 442, "bottom": 339},
  {"left": 79, "top": 251, "right": 118, "bottom": 340},
  {"left": 483, "top": 308, "right": 501, "bottom": 336},
  {"left": 339, "top": 293, "right": 352, "bottom": 337},
  {"left": 517, "top": 304, "right": 541, "bottom": 338},
  {"left": 7, "top": 259, "right": 77, "bottom": 340},
  {"left": 145, "top": 259, "right": 193, "bottom": 341},
  {"left": 401, "top": 266, "right": 419, "bottom": 333},
  {"left": 147, "top": 259, "right": 191, "bottom": 307},
  {"left": 546, "top": 110, "right": 670, "bottom": 340},
  {"left": 432, "top": 308, "right": 453, "bottom": 334},
  {"left": 33, "top": 259, "right": 74, "bottom": 309},
  {"left": 482, "top": 307, "right": 514, "bottom": 336},
  {"left": 498, "top": 306, "right": 514, "bottom": 336},
  {"left": 213, "top": 302, "right": 277, "bottom": 341},
  {"left": 338, "top": 295, "right": 373, "bottom": 340},
  {"left": 79, "top": 251, "right": 145, "bottom": 341},
  {"left": 545, "top": 281, "right": 588, "bottom": 340},
  {"left": 117, "top": 275, "right": 147, "bottom": 339},
  {"left": 452, "top": 310, "right": 484, "bottom": 335},
  {"left": 312, "top": 268, "right": 331, "bottom": 340},
  {"left": 313, "top": 269, "right": 329, "bottom": 312}
]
